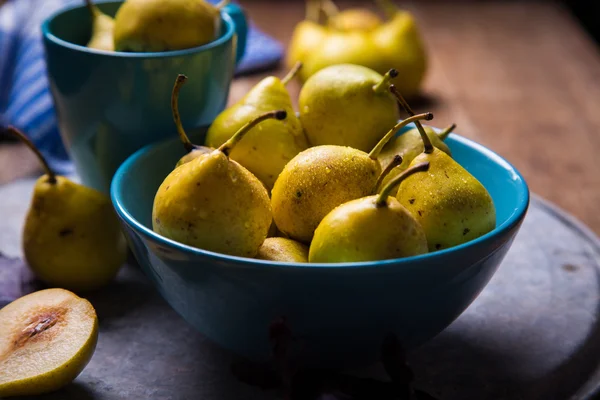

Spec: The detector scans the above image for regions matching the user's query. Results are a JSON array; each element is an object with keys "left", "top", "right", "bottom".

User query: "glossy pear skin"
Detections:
[
  {"left": 256, "top": 237, "right": 309, "bottom": 263},
  {"left": 205, "top": 77, "right": 308, "bottom": 189},
  {"left": 286, "top": 21, "right": 327, "bottom": 74},
  {"left": 152, "top": 151, "right": 272, "bottom": 258},
  {"left": 0, "top": 289, "right": 98, "bottom": 397},
  {"left": 377, "top": 127, "right": 451, "bottom": 194},
  {"left": 371, "top": 11, "right": 427, "bottom": 99},
  {"left": 271, "top": 145, "right": 381, "bottom": 244},
  {"left": 397, "top": 149, "right": 496, "bottom": 251},
  {"left": 86, "top": 5, "right": 115, "bottom": 51},
  {"left": 309, "top": 195, "right": 428, "bottom": 263},
  {"left": 299, "top": 64, "right": 399, "bottom": 152},
  {"left": 23, "top": 175, "right": 127, "bottom": 292},
  {"left": 113, "top": 0, "right": 220, "bottom": 52}
]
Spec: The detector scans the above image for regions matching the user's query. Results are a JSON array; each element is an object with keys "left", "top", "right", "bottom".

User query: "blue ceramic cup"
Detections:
[{"left": 41, "top": 1, "right": 247, "bottom": 193}]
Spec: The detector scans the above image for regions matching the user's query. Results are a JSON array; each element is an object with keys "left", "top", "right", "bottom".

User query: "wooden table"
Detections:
[{"left": 2, "top": 0, "right": 599, "bottom": 235}]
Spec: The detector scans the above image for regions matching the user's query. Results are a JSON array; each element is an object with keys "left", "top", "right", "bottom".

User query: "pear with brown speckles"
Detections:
[
  {"left": 271, "top": 112, "right": 433, "bottom": 244},
  {"left": 392, "top": 86, "right": 496, "bottom": 251},
  {"left": 152, "top": 110, "right": 285, "bottom": 258}
]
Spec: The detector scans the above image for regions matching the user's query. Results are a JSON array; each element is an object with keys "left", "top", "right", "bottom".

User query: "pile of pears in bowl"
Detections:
[{"left": 111, "top": 63, "right": 530, "bottom": 366}]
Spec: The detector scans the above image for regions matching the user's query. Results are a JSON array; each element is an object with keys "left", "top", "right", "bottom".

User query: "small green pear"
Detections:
[
  {"left": 256, "top": 237, "right": 309, "bottom": 263},
  {"left": 309, "top": 162, "right": 430, "bottom": 263},
  {"left": 299, "top": 64, "right": 400, "bottom": 152},
  {"left": 271, "top": 112, "right": 432, "bottom": 243},
  {"left": 7, "top": 127, "right": 127, "bottom": 292},
  {"left": 152, "top": 110, "right": 286, "bottom": 257},
  {"left": 84, "top": 0, "right": 115, "bottom": 51},
  {"left": 205, "top": 63, "right": 308, "bottom": 189},
  {"left": 113, "top": 0, "right": 229, "bottom": 52},
  {"left": 392, "top": 86, "right": 496, "bottom": 251}
]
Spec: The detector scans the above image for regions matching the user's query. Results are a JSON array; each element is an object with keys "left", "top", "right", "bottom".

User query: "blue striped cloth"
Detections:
[{"left": 0, "top": 0, "right": 283, "bottom": 174}]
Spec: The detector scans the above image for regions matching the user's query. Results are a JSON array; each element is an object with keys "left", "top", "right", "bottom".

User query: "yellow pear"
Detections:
[
  {"left": 256, "top": 237, "right": 309, "bottom": 263},
  {"left": 152, "top": 111, "right": 284, "bottom": 257},
  {"left": 271, "top": 113, "right": 432, "bottom": 243},
  {"left": 205, "top": 63, "right": 308, "bottom": 189},
  {"left": 85, "top": 0, "right": 115, "bottom": 51},
  {"left": 8, "top": 127, "right": 127, "bottom": 292},
  {"left": 370, "top": 4, "right": 428, "bottom": 99},
  {"left": 299, "top": 64, "right": 400, "bottom": 152},
  {"left": 113, "top": 0, "right": 230, "bottom": 52},
  {"left": 309, "top": 162, "right": 429, "bottom": 263},
  {"left": 321, "top": 0, "right": 382, "bottom": 32},
  {"left": 0, "top": 288, "right": 98, "bottom": 397},
  {"left": 392, "top": 87, "right": 496, "bottom": 251}
]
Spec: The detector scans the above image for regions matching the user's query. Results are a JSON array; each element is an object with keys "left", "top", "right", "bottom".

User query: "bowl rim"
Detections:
[
  {"left": 41, "top": 0, "right": 236, "bottom": 59},
  {"left": 110, "top": 129, "right": 531, "bottom": 269}
]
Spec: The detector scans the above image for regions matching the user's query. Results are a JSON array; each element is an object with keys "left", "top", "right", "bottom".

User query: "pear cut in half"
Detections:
[{"left": 0, "top": 288, "right": 98, "bottom": 397}]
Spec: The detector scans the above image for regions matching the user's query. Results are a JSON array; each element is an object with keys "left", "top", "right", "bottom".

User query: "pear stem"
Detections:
[
  {"left": 437, "top": 123, "right": 457, "bottom": 141},
  {"left": 306, "top": 0, "right": 321, "bottom": 22},
  {"left": 84, "top": 0, "right": 98, "bottom": 17},
  {"left": 171, "top": 74, "right": 197, "bottom": 153},
  {"left": 373, "top": 69, "right": 399, "bottom": 94},
  {"left": 320, "top": 0, "right": 340, "bottom": 19},
  {"left": 375, "top": 0, "right": 398, "bottom": 19},
  {"left": 6, "top": 126, "right": 56, "bottom": 184},
  {"left": 374, "top": 154, "right": 402, "bottom": 193},
  {"left": 215, "top": 0, "right": 231, "bottom": 10},
  {"left": 368, "top": 112, "right": 434, "bottom": 160},
  {"left": 376, "top": 161, "right": 429, "bottom": 207},
  {"left": 219, "top": 110, "right": 287, "bottom": 156},
  {"left": 389, "top": 84, "right": 434, "bottom": 154},
  {"left": 281, "top": 62, "right": 303, "bottom": 86}
]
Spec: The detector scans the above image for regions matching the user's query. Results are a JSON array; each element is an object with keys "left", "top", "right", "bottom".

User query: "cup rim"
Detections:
[
  {"left": 110, "top": 126, "right": 531, "bottom": 270},
  {"left": 41, "top": 0, "right": 236, "bottom": 58}
]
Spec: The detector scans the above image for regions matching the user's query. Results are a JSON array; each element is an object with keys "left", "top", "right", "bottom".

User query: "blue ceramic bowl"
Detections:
[{"left": 110, "top": 125, "right": 530, "bottom": 367}]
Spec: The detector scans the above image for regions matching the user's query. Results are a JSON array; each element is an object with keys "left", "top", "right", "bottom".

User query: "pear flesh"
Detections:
[
  {"left": 256, "top": 237, "right": 309, "bottom": 263},
  {"left": 309, "top": 195, "right": 428, "bottom": 263},
  {"left": 0, "top": 289, "right": 98, "bottom": 397},
  {"left": 299, "top": 64, "right": 399, "bottom": 152},
  {"left": 271, "top": 145, "right": 381, "bottom": 244},
  {"left": 113, "top": 0, "right": 223, "bottom": 52},
  {"left": 23, "top": 175, "right": 128, "bottom": 292},
  {"left": 397, "top": 148, "right": 496, "bottom": 251},
  {"left": 152, "top": 150, "right": 272, "bottom": 258},
  {"left": 205, "top": 76, "right": 308, "bottom": 190}
]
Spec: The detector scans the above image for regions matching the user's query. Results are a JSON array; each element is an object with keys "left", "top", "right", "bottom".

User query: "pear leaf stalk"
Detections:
[
  {"left": 389, "top": 84, "right": 434, "bottom": 154},
  {"left": 281, "top": 61, "right": 303, "bottom": 86},
  {"left": 376, "top": 161, "right": 430, "bottom": 207},
  {"left": 373, "top": 69, "right": 399, "bottom": 94},
  {"left": 368, "top": 112, "right": 434, "bottom": 160},
  {"left": 219, "top": 110, "right": 287, "bottom": 156},
  {"left": 6, "top": 126, "right": 56, "bottom": 184}
]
